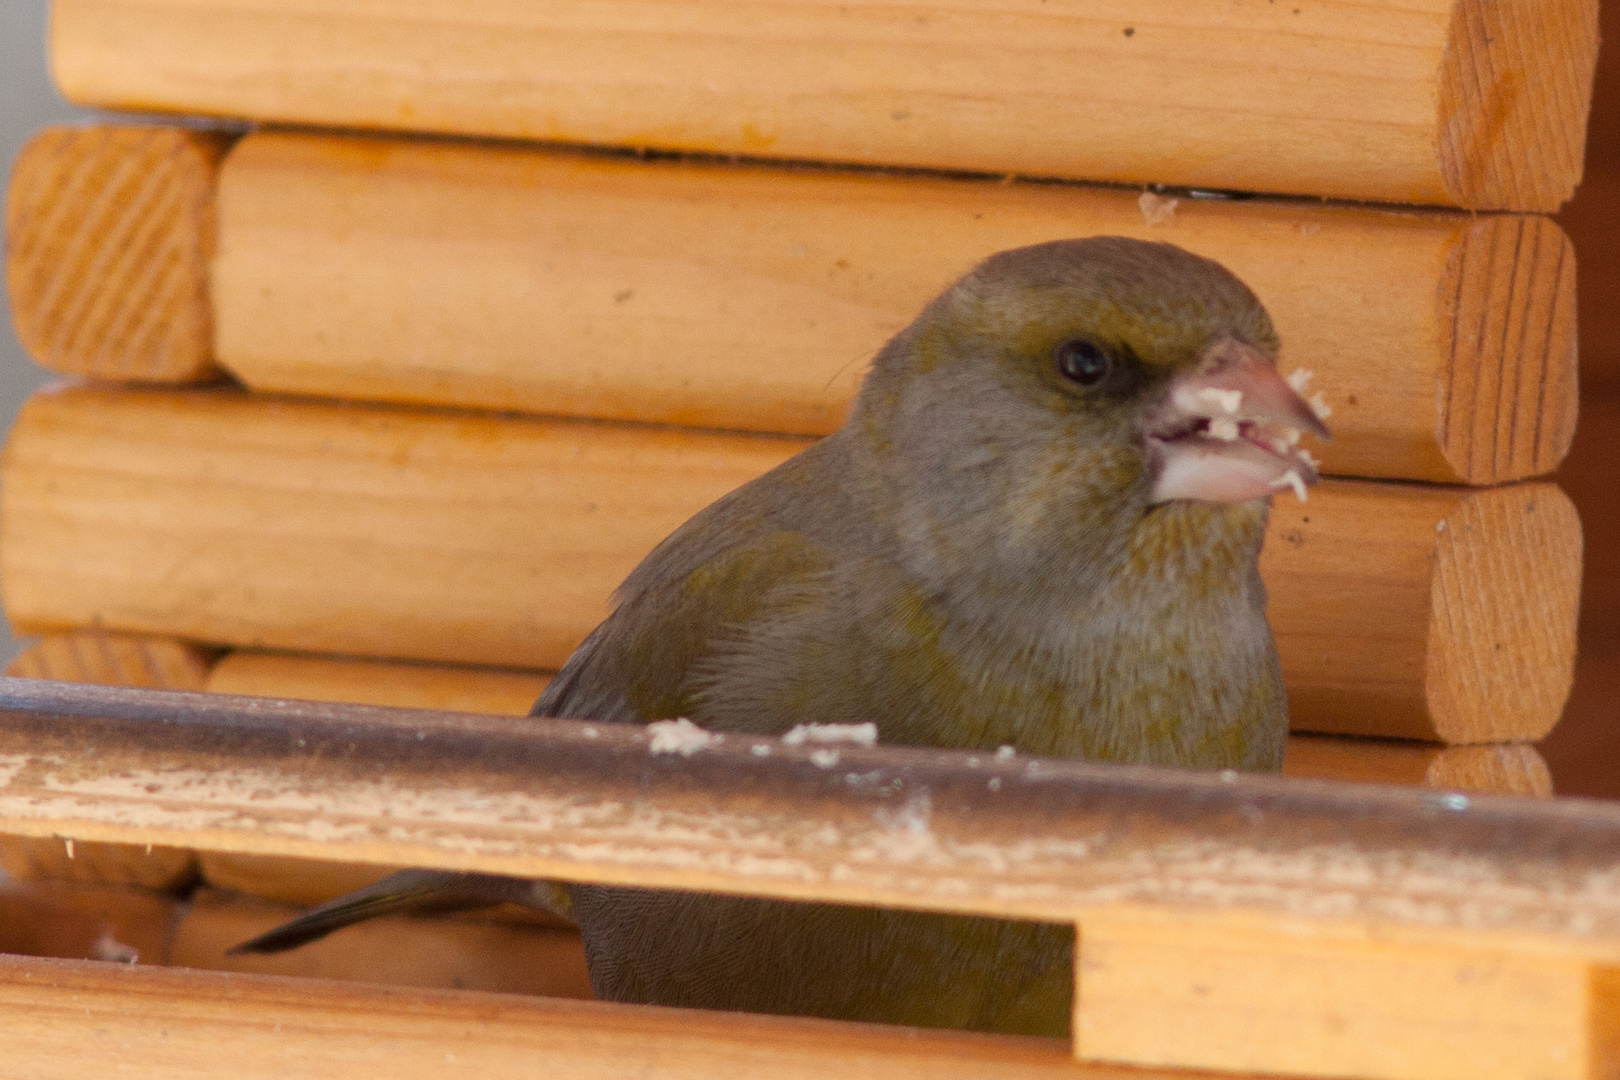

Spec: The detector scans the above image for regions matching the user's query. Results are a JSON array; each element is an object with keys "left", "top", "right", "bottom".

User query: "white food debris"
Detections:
[
  {"left": 1436, "top": 520, "right": 1448, "bottom": 534},
  {"left": 1308, "top": 392, "right": 1332, "bottom": 420},
  {"left": 1194, "top": 387, "right": 1243, "bottom": 415},
  {"left": 1298, "top": 223, "right": 1321, "bottom": 236},
  {"left": 1297, "top": 448, "right": 1322, "bottom": 471},
  {"left": 1285, "top": 368, "right": 1315, "bottom": 393},
  {"left": 1208, "top": 416, "right": 1241, "bottom": 441},
  {"left": 1270, "top": 468, "right": 1309, "bottom": 503},
  {"left": 63, "top": 839, "right": 74, "bottom": 860},
  {"left": 1283, "top": 427, "right": 1303, "bottom": 446},
  {"left": 995, "top": 745, "right": 1017, "bottom": 760},
  {"left": 93, "top": 931, "right": 138, "bottom": 965},
  {"left": 647, "top": 718, "right": 721, "bottom": 756},
  {"left": 751, "top": 743, "right": 772, "bottom": 757},
  {"left": 809, "top": 749, "right": 841, "bottom": 769},
  {"left": 988, "top": 777, "right": 1002, "bottom": 791},
  {"left": 1138, "top": 191, "right": 1178, "bottom": 225},
  {"left": 782, "top": 722, "right": 878, "bottom": 748},
  {"left": 582, "top": 726, "right": 598, "bottom": 739}
]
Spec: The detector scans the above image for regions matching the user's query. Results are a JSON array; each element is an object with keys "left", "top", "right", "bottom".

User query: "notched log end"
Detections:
[
  {"left": 1426, "top": 484, "right": 1581, "bottom": 743},
  {"left": 1440, "top": 215, "right": 1578, "bottom": 483},
  {"left": 4, "top": 125, "right": 229, "bottom": 383},
  {"left": 1437, "top": 0, "right": 1599, "bottom": 212}
]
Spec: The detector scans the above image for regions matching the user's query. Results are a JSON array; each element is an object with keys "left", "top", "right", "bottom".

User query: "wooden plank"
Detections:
[
  {"left": 0, "top": 632, "right": 208, "bottom": 890},
  {"left": 1075, "top": 907, "right": 1619, "bottom": 1080},
  {"left": 3, "top": 125, "right": 227, "bottom": 381},
  {"left": 172, "top": 889, "right": 592, "bottom": 999},
  {"left": 0, "top": 680, "right": 1616, "bottom": 1077},
  {"left": 0, "top": 679, "right": 1614, "bottom": 947},
  {"left": 0, "top": 954, "right": 1109, "bottom": 1080},
  {"left": 47, "top": 0, "right": 1598, "bottom": 211},
  {"left": 0, "top": 387, "right": 1581, "bottom": 743},
  {"left": 6, "top": 125, "right": 1581, "bottom": 483}
]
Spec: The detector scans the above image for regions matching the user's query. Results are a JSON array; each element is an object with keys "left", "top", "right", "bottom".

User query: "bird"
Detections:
[{"left": 231, "top": 236, "right": 1329, "bottom": 1037}]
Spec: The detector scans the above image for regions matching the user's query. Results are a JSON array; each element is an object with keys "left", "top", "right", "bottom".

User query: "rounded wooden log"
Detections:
[
  {"left": 3, "top": 125, "right": 227, "bottom": 382},
  {"left": 0, "top": 388, "right": 1580, "bottom": 743},
  {"left": 0, "top": 880, "right": 177, "bottom": 967},
  {"left": 5, "top": 127, "right": 1580, "bottom": 483},
  {"left": 1281, "top": 735, "right": 1553, "bottom": 797},
  {"left": 47, "top": 0, "right": 1599, "bottom": 211},
  {"left": 0, "top": 632, "right": 210, "bottom": 891}
]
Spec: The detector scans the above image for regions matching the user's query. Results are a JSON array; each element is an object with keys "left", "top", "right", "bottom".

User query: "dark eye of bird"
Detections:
[{"left": 1055, "top": 339, "right": 1111, "bottom": 387}]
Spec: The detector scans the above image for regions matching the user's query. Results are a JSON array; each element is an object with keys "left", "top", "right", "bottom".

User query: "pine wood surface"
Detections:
[
  {"left": 1281, "top": 736, "right": 1553, "bottom": 798},
  {"left": 7, "top": 125, "right": 1581, "bottom": 484},
  {"left": 0, "top": 387, "right": 1580, "bottom": 743},
  {"left": 47, "top": 0, "right": 1598, "bottom": 211},
  {"left": 1075, "top": 907, "right": 1618, "bottom": 1080},
  {"left": 172, "top": 889, "right": 593, "bottom": 999},
  {"left": 0, "top": 954, "right": 1122, "bottom": 1080},
  {"left": 0, "top": 680, "right": 1617, "bottom": 1077},
  {"left": 0, "top": 631, "right": 210, "bottom": 891},
  {"left": 0, "top": 679, "right": 1613, "bottom": 947},
  {"left": 3, "top": 125, "right": 228, "bottom": 382}
]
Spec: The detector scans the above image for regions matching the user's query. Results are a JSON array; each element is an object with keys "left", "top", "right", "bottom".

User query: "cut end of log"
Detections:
[
  {"left": 1440, "top": 215, "right": 1579, "bottom": 483},
  {"left": 1437, "top": 0, "right": 1600, "bottom": 212},
  {"left": 1426, "top": 484, "right": 1582, "bottom": 744},
  {"left": 4, "top": 125, "right": 227, "bottom": 382},
  {"left": 6, "top": 631, "right": 217, "bottom": 690},
  {"left": 1422, "top": 743, "right": 1554, "bottom": 798}
]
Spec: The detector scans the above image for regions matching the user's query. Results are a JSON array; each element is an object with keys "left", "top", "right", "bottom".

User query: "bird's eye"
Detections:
[{"left": 1055, "top": 339, "right": 1111, "bottom": 387}]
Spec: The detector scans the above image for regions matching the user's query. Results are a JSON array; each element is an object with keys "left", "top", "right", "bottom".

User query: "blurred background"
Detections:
[
  {"left": 1, "top": 1, "right": 90, "bottom": 666},
  {"left": 1, "top": 0, "right": 1614, "bottom": 794}
]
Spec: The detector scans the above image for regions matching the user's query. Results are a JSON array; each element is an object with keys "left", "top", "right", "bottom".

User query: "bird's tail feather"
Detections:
[{"left": 227, "top": 869, "right": 574, "bottom": 955}]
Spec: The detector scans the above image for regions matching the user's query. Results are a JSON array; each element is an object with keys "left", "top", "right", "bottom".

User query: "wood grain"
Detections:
[
  {"left": 1076, "top": 907, "right": 1618, "bottom": 1080},
  {"left": 4, "top": 125, "right": 227, "bottom": 381},
  {"left": 1, "top": 680, "right": 1615, "bottom": 1078},
  {"left": 0, "top": 388, "right": 1579, "bottom": 743},
  {"left": 47, "top": 0, "right": 1599, "bottom": 211},
  {"left": 202, "top": 131, "right": 1575, "bottom": 483},
  {"left": 0, "top": 954, "right": 1121, "bottom": 1080},
  {"left": 173, "top": 889, "right": 593, "bottom": 1000},
  {"left": 0, "top": 632, "right": 208, "bottom": 891}
]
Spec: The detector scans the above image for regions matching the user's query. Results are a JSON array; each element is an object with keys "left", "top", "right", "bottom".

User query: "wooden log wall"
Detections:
[
  {"left": 47, "top": 0, "right": 1600, "bottom": 211},
  {"left": 0, "top": 1, "right": 1605, "bottom": 1076},
  {"left": 0, "top": 680, "right": 1616, "bottom": 1080}
]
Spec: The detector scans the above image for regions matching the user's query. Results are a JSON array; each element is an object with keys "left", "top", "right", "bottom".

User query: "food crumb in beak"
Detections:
[
  {"left": 1308, "top": 392, "right": 1332, "bottom": 421},
  {"left": 1209, "top": 416, "right": 1241, "bottom": 441},
  {"left": 1286, "top": 368, "right": 1315, "bottom": 393},
  {"left": 1271, "top": 468, "right": 1309, "bottom": 502},
  {"left": 1193, "top": 387, "right": 1244, "bottom": 415},
  {"left": 1298, "top": 448, "right": 1321, "bottom": 471}
]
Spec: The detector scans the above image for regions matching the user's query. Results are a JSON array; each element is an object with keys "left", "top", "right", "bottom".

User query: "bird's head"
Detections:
[{"left": 854, "top": 236, "right": 1328, "bottom": 517}]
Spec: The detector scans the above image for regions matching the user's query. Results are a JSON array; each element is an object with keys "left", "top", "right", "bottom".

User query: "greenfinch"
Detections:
[{"left": 235, "top": 236, "right": 1329, "bottom": 1037}]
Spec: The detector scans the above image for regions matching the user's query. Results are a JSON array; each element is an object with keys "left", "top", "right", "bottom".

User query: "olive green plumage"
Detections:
[{"left": 237, "top": 237, "right": 1295, "bottom": 1036}]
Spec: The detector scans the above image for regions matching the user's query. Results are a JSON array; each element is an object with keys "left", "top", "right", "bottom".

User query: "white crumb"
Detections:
[
  {"left": 1270, "top": 468, "right": 1309, "bottom": 502},
  {"left": 782, "top": 722, "right": 878, "bottom": 748},
  {"left": 1436, "top": 520, "right": 1448, "bottom": 534},
  {"left": 1285, "top": 368, "right": 1314, "bottom": 393},
  {"left": 63, "top": 839, "right": 74, "bottom": 859},
  {"left": 810, "top": 749, "right": 841, "bottom": 768},
  {"left": 1195, "top": 387, "right": 1243, "bottom": 415},
  {"left": 988, "top": 777, "right": 1002, "bottom": 791},
  {"left": 647, "top": 718, "right": 721, "bottom": 756},
  {"left": 582, "top": 726, "right": 599, "bottom": 739},
  {"left": 1308, "top": 392, "right": 1333, "bottom": 420},
  {"left": 1283, "top": 427, "right": 1303, "bottom": 446},
  {"left": 995, "top": 745, "right": 1017, "bottom": 760},
  {"left": 1208, "top": 416, "right": 1241, "bottom": 441},
  {"left": 1297, "top": 448, "right": 1322, "bottom": 471},
  {"left": 1298, "top": 223, "right": 1321, "bottom": 236},
  {"left": 1138, "top": 191, "right": 1178, "bottom": 225},
  {"left": 751, "top": 743, "right": 772, "bottom": 757},
  {"left": 92, "top": 931, "right": 138, "bottom": 965}
]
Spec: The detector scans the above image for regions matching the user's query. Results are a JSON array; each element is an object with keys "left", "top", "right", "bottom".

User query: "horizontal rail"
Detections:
[{"left": 0, "top": 678, "right": 1617, "bottom": 953}]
